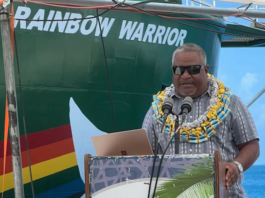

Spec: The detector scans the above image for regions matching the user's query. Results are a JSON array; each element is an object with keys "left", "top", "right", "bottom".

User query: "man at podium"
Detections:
[{"left": 142, "top": 43, "right": 260, "bottom": 197}]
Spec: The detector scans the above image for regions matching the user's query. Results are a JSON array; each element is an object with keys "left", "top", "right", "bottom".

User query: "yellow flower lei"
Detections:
[{"left": 152, "top": 74, "right": 232, "bottom": 143}]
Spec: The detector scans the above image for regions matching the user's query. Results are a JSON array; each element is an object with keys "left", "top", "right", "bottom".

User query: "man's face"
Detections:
[{"left": 172, "top": 51, "right": 209, "bottom": 98}]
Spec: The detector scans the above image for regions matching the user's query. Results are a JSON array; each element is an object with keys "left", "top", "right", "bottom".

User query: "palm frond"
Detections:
[
  {"left": 178, "top": 178, "right": 214, "bottom": 198},
  {"left": 155, "top": 158, "right": 214, "bottom": 198}
]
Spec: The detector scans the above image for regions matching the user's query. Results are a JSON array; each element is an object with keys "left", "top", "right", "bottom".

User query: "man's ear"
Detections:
[{"left": 205, "top": 65, "right": 210, "bottom": 73}]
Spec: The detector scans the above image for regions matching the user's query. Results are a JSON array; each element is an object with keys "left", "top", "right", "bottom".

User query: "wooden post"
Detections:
[
  {"left": 214, "top": 150, "right": 229, "bottom": 198},
  {"left": 84, "top": 154, "right": 92, "bottom": 198}
]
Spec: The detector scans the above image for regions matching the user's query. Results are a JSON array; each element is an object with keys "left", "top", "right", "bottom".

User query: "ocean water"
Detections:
[{"left": 242, "top": 165, "right": 265, "bottom": 198}]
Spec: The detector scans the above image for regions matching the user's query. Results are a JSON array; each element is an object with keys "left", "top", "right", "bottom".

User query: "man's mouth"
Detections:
[
  {"left": 180, "top": 82, "right": 194, "bottom": 88},
  {"left": 180, "top": 82, "right": 194, "bottom": 85}
]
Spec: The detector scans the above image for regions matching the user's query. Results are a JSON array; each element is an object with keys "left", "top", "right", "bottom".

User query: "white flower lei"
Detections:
[{"left": 163, "top": 76, "right": 219, "bottom": 130}]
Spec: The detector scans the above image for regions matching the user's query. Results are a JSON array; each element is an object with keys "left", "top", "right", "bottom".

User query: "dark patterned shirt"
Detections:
[{"left": 142, "top": 87, "right": 259, "bottom": 198}]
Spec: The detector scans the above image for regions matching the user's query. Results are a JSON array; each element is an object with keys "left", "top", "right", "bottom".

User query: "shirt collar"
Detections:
[{"left": 170, "top": 84, "right": 212, "bottom": 99}]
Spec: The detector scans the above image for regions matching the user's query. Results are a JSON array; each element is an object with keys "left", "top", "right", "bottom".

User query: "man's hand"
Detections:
[
  {"left": 225, "top": 162, "right": 239, "bottom": 190},
  {"left": 223, "top": 140, "right": 259, "bottom": 190}
]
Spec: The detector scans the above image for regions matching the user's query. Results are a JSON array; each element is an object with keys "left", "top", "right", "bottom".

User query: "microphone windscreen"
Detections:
[
  {"left": 163, "top": 97, "right": 174, "bottom": 107},
  {"left": 183, "top": 96, "right": 193, "bottom": 107}
]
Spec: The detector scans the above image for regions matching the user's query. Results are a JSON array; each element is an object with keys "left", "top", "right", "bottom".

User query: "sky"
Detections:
[
  {"left": 219, "top": 48, "right": 265, "bottom": 165},
  {"left": 196, "top": 1, "right": 265, "bottom": 165}
]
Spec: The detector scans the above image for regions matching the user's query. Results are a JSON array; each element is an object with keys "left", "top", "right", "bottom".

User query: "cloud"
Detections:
[
  {"left": 238, "top": 73, "right": 258, "bottom": 100},
  {"left": 240, "top": 73, "right": 258, "bottom": 91}
]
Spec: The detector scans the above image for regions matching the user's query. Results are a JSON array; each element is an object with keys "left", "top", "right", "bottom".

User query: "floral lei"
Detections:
[{"left": 152, "top": 74, "right": 232, "bottom": 144}]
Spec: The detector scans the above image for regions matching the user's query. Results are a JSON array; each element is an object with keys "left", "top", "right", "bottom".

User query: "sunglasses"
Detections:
[{"left": 171, "top": 65, "right": 205, "bottom": 75}]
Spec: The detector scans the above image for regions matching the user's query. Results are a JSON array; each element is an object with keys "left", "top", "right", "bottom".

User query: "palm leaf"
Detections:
[
  {"left": 178, "top": 178, "right": 214, "bottom": 198},
  {"left": 155, "top": 158, "right": 214, "bottom": 198}
]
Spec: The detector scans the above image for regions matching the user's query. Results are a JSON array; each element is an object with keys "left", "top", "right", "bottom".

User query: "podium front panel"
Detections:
[{"left": 87, "top": 154, "right": 217, "bottom": 198}]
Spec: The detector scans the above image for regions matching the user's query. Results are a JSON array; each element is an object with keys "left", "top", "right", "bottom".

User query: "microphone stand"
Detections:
[
  {"left": 174, "top": 118, "right": 180, "bottom": 154},
  {"left": 147, "top": 115, "right": 167, "bottom": 198},
  {"left": 150, "top": 96, "right": 193, "bottom": 197},
  {"left": 147, "top": 97, "right": 175, "bottom": 197},
  {"left": 151, "top": 113, "right": 189, "bottom": 198},
  {"left": 151, "top": 124, "right": 182, "bottom": 198}
]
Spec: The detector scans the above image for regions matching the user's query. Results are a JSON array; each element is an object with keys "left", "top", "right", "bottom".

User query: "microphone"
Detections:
[
  {"left": 180, "top": 96, "right": 193, "bottom": 124},
  {"left": 162, "top": 97, "right": 174, "bottom": 120},
  {"left": 147, "top": 97, "right": 174, "bottom": 198},
  {"left": 175, "top": 97, "right": 193, "bottom": 154}
]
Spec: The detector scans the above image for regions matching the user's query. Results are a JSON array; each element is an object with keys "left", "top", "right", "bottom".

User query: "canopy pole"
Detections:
[
  {"left": 0, "top": 5, "right": 25, "bottom": 198},
  {"left": 29, "top": 0, "right": 265, "bottom": 18}
]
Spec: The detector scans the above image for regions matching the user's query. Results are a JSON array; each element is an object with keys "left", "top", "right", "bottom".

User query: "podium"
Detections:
[{"left": 84, "top": 150, "right": 228, "bottom": 198}]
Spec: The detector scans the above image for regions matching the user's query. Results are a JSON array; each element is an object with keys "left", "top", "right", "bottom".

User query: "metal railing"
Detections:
[{"left": 184, "top": 0, "right": 265, "bottom": 23}]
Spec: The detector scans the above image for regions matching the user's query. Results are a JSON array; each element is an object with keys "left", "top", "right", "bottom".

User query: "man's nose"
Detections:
[{"left": 181, "top": 69, "right": 191, "bottom": 79}]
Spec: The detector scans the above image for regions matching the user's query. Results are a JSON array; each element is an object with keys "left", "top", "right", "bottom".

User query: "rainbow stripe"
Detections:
[{"left": 0, "top": 124, "right": 83, "bottom": 197}]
